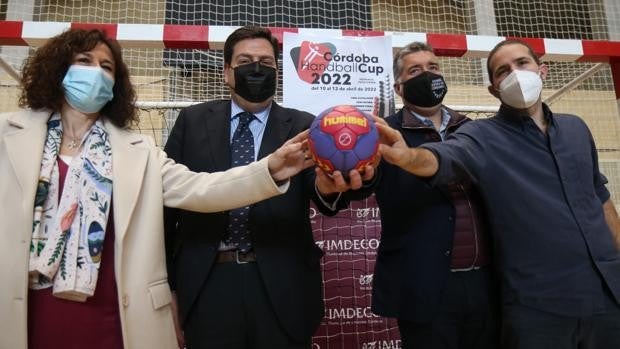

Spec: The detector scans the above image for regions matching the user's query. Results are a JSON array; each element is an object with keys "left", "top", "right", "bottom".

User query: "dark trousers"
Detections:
[
  {"left": 183, "top": 262, "right": 311, "bottom": 349},
  {"left": 501, "top": 303, "right": 620, "bottom": 349},
  {"left": 397, "top": 268, "right": 498, "bottom": 349}
]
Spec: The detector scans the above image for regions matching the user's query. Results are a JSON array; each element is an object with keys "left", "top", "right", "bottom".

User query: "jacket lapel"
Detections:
[
  {"left": 105, "top": 121, "right": 149, "bottom": 243},
  {"left": 4, "top": 111, "right": 48, "bottom": 238},
  {"left": 258, "top": 102, "right": 293, "bottom": 160},
  {"left": 204, "top": 102, "right": 232, "bottom": 170}
]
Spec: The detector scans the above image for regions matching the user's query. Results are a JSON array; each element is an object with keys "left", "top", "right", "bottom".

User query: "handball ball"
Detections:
[{"left": 308, "top": 105, "right": 379, "bottom": 174}]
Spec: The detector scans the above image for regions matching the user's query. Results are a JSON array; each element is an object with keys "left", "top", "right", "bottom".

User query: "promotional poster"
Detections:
[
  {"left": 283, "top": 32, "right": 400, "bottom": 348},
  {"left": 310, "top": 198, "right": 401, "bottom": 349},
  {"left": 283, "top": 32, "right": 395, "bottom": 118}
]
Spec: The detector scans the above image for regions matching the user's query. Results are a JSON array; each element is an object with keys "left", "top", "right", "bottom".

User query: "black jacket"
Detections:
[
  {"left": 371, "top": 107, "right": 489, "bottom": 322},
  {"left": 163, "top": 100, "right": 347, "bottom": 341}
]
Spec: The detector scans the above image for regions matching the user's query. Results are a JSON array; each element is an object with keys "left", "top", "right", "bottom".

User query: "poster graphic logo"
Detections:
[
  {"left": 359, "top": 274, "right": 373, "bottom": 286},
  {"left": 362, "top": 340, "right": 402, "bottom": 349},
  {"left": 290, "top": 41, "right": 336, "bottom": 83}
]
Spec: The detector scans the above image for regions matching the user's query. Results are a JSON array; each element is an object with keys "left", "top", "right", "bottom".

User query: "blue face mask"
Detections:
[{"left": 62, "top": 65, "right": 114, "bottom": 114}]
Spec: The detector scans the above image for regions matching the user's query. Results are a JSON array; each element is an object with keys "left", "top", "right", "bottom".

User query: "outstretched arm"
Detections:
[
  {"left": 160, "top": 130, "right": 312, "bottom": 212},
  {"left": 374, "top": 117, "right": 439, "bottom": 177}
]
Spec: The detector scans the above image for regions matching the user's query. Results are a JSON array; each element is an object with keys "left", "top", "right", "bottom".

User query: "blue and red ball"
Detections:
[{"left": 308, "top": 105, "right": 379, "bottom": 174}]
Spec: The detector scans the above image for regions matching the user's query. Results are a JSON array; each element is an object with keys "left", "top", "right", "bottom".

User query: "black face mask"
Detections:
[
  {"left": 233, "top": 61, "right": 277, "bottom": 103},
  {"left": 401, "top": 71, "right": 447, "bottom": 108}
]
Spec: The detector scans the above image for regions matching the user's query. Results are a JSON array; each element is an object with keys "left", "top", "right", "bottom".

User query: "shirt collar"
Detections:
[
  {"left": 497, "top": 103, "right": 554, "bottom": 128},
  {"left": 230, "top": 100, "right": 271, "bottom": 124},
  {"left": 406, "top": 107, "right": 451, "bottom": 129}
]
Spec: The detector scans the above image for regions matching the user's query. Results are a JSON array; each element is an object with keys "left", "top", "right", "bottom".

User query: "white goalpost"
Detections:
[{"left": 1, "top": 2, "right": 620, "bottom": 348}]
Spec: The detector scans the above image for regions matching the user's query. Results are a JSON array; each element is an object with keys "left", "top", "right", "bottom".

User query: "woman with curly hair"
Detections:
[{"left": 0, "top": 28, "right": 314, "bottom": 349}]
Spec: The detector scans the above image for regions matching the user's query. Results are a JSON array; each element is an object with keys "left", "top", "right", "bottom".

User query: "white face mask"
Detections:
[{"left": 498, "top": 69, "right": 543, "bottom": 109}]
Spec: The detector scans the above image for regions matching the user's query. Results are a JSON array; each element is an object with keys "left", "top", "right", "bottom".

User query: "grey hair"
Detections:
[{"left": 393, "top": 42, "right": 434, "bottom": 82}]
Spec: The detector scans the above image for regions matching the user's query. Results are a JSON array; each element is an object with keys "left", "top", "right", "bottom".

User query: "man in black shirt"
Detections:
[{"left": 374, "top": 39, "right": 620, "bottom": 349}]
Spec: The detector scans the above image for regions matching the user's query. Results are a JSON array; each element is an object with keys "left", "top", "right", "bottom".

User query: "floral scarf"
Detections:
[{"left": 28, "top": 113, "right": 113, "bottom": 302}]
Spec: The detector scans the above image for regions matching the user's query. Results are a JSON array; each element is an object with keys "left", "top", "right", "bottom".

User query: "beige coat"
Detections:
[{"left": 0, "top": 109, "right": 288, "bottom": 348}]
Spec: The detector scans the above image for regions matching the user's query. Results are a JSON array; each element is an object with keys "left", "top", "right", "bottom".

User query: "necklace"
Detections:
[
  {"left": 62, "top": 119, "right": 94, "bottom": 150},
  {"left": 63, "top": 134, "right": 81, "bottom": 150},
  {"left": 66, "top": 138, "right": 79, "bottom": 149}
]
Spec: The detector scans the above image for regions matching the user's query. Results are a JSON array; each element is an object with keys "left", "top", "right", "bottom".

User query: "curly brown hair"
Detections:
[{"left": 19, "top": 28, "right": 137, "bottom": 128}]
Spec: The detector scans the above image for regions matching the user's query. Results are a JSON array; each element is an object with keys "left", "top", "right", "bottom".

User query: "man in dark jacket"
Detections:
[
  {"left": 368, "top": 42, "right": 498, "bottom": 349},
  {"left": 376, "top": 39, "right": 620, "bottom": 349},
  {"left": 163, "top": 26, "right": 374, "bottom": 349}
]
